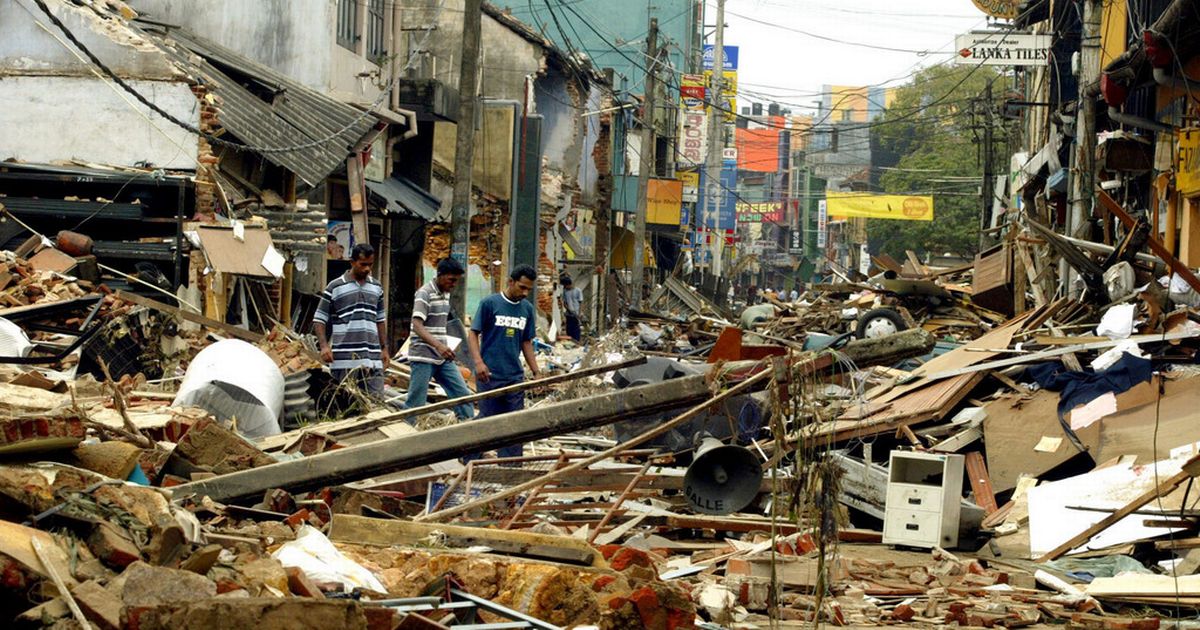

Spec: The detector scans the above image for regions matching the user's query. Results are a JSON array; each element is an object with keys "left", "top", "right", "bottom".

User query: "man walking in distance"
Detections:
[
  {"left": 314, "top": 243, "right": 390, "bottom": 397},
  {"left": 560, "top": 274, "right": 583, "bottom": 342},
  {"left": 405, "top": 258, "right": 474, "bottom": 419},
  {"left": 467, "top": 264, "right": 541, "bottom": 459}
]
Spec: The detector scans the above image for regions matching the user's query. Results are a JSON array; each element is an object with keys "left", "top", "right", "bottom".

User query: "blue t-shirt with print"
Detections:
[{"left": 471, "top": 293, "right": 535, "bottom": 383}]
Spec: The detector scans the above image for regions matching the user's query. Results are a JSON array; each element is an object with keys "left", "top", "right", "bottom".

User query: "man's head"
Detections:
[
  {"left": 435, "top": 257, "right": 465, "bottom": 292},
  {"left": 560, "top": 275, "right": 573, "bottom": 289},
  {"left": 506, "top": 264, "right": 537, "bottom": 301},
  {"left": 349, "top": 243, "right": 375, "bottom": 280}
]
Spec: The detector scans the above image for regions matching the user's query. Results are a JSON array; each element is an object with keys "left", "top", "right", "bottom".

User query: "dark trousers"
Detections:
[
  {"left": 462, "top": 378, "right": 525, "bottom": 462},
  {"left": 332, "top": 367, "right": 384, "bottom": 398},
  {"left": 565, "top": 313, "right": 581, "bottom": 341}
]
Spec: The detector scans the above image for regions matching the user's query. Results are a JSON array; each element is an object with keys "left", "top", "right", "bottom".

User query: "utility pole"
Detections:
[
  {"left": 980, "top": 79, "right": 994, "bottom": 251},
  {"left": 1067, "top": 0, "right": 1102, "bottom": 296},
  {"left": 449, "top": 0, "right": 483, "bottom": 315},
  {"left": 631, "top": 17, "right": 657, "bottom": 310},
  {"left": 593, "top": 68, "right": 615, "bottom": 332},
  {"left": 703, "top": 0, "right": 727, "bottom": 278}
]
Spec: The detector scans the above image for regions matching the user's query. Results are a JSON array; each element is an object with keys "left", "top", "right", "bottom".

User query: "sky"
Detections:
[{"left": 721, "top": 0, "right": 1003, "bottom": 113}]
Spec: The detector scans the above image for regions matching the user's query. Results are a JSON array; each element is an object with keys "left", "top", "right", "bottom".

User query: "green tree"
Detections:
[{"left": 868, "top": 64, "right": 1005, "bottom": 260}]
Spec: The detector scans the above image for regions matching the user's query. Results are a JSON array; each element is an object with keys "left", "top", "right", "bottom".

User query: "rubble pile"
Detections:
[{"left": 2, "top": 226, "right": 1200, "bottom": 629}]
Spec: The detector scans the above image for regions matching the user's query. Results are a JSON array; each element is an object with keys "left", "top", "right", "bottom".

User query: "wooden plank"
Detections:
[
  {"left": 347, "top": 156, "right": 368, "bottom": 245},
  {"left": 1037, "top": 454, "right": 1200, "bottom": 561},
  {"left": 257, "top": 355, "right": 649, "bottom": 451},
  {"left": 965, "top": 451, "right": 999, "bottom": 515},
  {"left": 920, "top": 331, "right": 1200, "bottom": 382},
  {"left": 175, "top": 373, "right": 717, "bottom": 503},
  {"left": 1016, "top": 241, "right": 1047, "bottom": 308},
  {"left": 328, "top": 514, "right": 605, "bottom": 567},
  {"left": 983, "top": 390, "right": 1099, "bottom": 493},
  {"left": 116, "top": 290, "right": 263, "bottom": 343},
  {"left": 931, "top": 425, "right": 983, "bottom": 453}
]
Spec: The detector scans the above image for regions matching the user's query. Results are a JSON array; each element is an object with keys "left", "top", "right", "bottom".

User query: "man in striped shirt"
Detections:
[
  {"left": 404, "top": 258, "right": 473, "bottom": 418},
  {"left": 314, "top": 243, "right": 389, "bottom": 397}
]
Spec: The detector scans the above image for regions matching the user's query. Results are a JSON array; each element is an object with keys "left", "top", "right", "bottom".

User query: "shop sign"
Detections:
[
  {"left": 955, "top": 31, "right": 1051, "bottom": 66},
  {"left": 969, "top": 0, "right": 1020, "bottom": 19},
  {"left": 816, "top": 199, "right": 828, "bottom": 248},
  {"left": 826, "top": 193, "right": 933, "bottom": 221},
  {"left": 1177, "top": 128, "right": 1200, "bottom": 196},
  {"left": 736, "top": 201, "right": 785, "bottom": 223},
  {"left": 702, "top": 45, "right": 739, "bottom": 70}
]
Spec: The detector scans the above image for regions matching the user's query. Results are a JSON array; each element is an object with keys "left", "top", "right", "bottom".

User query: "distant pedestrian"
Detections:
[
  {"left": 468, "top": 264, "right": 541, "bottom": 459},
  {"left": 404, "top": 258, "right": 474, "bottom": 419},
  {"left": 789, "top": 288, "right": 799, "bottom": 302},
  {"left": 314, "top": 243, "right": 389, "bottom": 397},
  {"left": 560, "top": 275, "right": 582, "bottom": 342}
]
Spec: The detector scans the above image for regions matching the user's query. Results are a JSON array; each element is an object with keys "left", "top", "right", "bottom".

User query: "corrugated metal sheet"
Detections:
[
  {"left": 364, "top": 176, "right": 440, "bottom": 221},
  {"left": 141, "top": 26, "right": 378, "bottom": 187}
]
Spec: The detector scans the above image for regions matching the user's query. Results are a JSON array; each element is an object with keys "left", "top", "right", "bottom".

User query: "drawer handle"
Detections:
[
  {"left": 906, "top": 523, "right": 920, "bottom": 531},
  {"left": 907, "top": 498, "right": 922, "bottom": 505}
]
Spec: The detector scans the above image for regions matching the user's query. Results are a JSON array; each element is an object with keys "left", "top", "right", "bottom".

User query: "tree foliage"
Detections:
[{"left": 867, "top": 64, "right": 1004, "bottom": 260}]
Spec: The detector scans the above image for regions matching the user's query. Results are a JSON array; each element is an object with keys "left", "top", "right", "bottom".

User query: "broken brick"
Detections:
[{"left": 88, "top": 522, "right": 142, "bottom": 569}]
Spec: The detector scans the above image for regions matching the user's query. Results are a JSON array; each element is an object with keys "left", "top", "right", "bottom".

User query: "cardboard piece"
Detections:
[{"left": 196, "top": 226, "right": 275, "bottom": 278}]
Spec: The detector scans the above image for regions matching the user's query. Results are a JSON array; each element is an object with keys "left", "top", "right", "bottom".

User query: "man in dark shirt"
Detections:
[
  {"left": 560, "top": 274, "right": 582, "bottom": 342},
  {"left": 467, "top": 264, "right": 541, "bottom": 459}
]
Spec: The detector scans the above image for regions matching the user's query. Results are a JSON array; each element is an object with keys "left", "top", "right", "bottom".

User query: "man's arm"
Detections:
[
  {"left": 314, "top": 288, "right": 333, "bottom": 363},
  {"left": 468, "top": 330, "right": 490, "bottom": 383},
  {"left": 413, "top": 319, "right": 453, "bottom": 359},
  {"left": 375, "top": 288, "right": 389, "bottom": 369},
  {"left": 521, "top": 340, "right": 539, "bottom": 379},
  {"left": 377, "top": 321, "right": 390, "bottom": 370},
  {"left": 314, "top": 321, "right": 332, "bottom": 363}
]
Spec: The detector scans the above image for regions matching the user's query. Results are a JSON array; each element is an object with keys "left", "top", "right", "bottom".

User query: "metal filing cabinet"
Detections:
[{"left": 883, "top": 450, "right": 964, "bottom": 549}]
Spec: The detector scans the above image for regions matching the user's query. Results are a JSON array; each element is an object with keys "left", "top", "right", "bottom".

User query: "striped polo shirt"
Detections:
[
  {"left": 314, "top": 272, "right": 386, "bottom": 371},
  {"left": 407, "top": 280, "right": 452, "bottom": 364}
]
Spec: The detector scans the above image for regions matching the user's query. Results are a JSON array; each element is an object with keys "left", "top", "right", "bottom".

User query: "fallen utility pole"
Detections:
[
  {"left": 419, "top": 366, "right": 774, "bottom": 522},
  {"left": 173, "top": 372, "right": 716, "bottom": 504}
]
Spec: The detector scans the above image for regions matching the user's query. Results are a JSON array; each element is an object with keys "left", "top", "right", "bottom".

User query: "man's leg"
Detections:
[
  {"left": 405, "top": 362, "right": 434, "bottom": 409},
  {"left": 463, "top": 379, "right": 507, "bottom": 463},
  {"left": 566, "top": 313, "right": 581, "bottom": 341},
  {"left": 494, "top": 390, "right": 526, "bottom": 459},
  {"left": 432, "top": 361, "right": 475, "bottom": 419},
  {"left": 363, "top": 368, "right": 385, "bottom": 399}
]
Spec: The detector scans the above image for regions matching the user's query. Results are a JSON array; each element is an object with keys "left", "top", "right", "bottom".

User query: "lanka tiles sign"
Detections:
[
  {"left": 955, "top": 31, "right": 1051, "bottom": 66},
  {"left": 647, "top": 178, "right": 684, "bottom": 226},
  {"left": 826, "top": 192, "right": 934, "bottom": 221},
  {"left": 1178, "top": 128, "right": 1200, "bottom": 196},
  {"left": 736, "top": 201, "right": 785, "bottom": 224}
]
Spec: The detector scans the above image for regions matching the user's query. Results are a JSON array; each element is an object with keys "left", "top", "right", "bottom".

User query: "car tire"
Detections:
[{"left": 855, "top": 308, "right": 908, "bottom": 339}]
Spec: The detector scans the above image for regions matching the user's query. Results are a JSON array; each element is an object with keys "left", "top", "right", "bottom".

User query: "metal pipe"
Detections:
[{"left": 1107, "top": 106, "right": 1174, "bottom": 134}]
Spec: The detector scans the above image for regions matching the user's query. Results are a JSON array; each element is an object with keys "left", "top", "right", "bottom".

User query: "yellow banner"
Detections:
[
  {"left": 647, "top": 178, "right": 683, "bottom": 226},
  {"left": 826, "top": 193, "right": 934, "bottom": 221},
  {"left": 1178, "top": 128, "right": 1200, "bottom": 197}
]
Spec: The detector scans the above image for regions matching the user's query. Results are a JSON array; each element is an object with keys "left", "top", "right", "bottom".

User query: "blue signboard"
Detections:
[
  {"left": 698, "top": 166, "right": 737, "bottom": 231},
  {"left": 702, "top": 45, "right": 739, "bottom": 71}
]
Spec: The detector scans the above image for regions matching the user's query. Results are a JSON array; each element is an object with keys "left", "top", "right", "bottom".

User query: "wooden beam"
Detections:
[
  {"left": 1098, "top": 189, "right": 1200, "bottom": 294},
  {"left": 329, "top": 514, "right": 605, "bottom": 567},
  {"left": 1037, "top": 454, "right": 1200, "bottom": 561},
  {"left": 116, "top": 290, "right": 263, "bottom": 343},
  {"left": 965, "top": 452, "right": 999, "bottom": 515}
]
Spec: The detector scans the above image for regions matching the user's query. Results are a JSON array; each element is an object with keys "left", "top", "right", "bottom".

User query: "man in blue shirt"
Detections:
[{"left": 468, "top": 264, "right": 541, "bottom": 459}]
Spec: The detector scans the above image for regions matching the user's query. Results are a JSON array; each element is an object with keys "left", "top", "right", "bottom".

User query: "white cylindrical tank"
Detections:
[{"left": 173, "top": 339, "right": 284, "bottom": 439}]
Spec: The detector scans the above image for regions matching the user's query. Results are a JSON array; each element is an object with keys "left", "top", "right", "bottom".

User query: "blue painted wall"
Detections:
[{"left": 496, "top": 0, "right": 701, "bottom": 97}]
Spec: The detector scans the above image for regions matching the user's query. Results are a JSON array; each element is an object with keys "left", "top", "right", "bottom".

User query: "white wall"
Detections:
[
  {"left": 0, "top": 75, "right": 199, "bottom": 169},
  {"left": 129, "top": 0, "right": 383, "bottom": 104},
  {"left": 1, "top": 0, "right": 179, "bottom": 78}
]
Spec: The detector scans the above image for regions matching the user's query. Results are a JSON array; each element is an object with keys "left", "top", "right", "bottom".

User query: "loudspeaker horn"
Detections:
[{"left": 683, "top": 437, "right": 764, "bottom": 515}]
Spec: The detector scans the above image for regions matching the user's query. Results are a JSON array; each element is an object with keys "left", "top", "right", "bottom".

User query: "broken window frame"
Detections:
[
  {"left": 337, "top": 0, "right": 358, "bottom": 51},
  {"left": 366, "top": 0, "right": 387, "bottom": 61}
]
